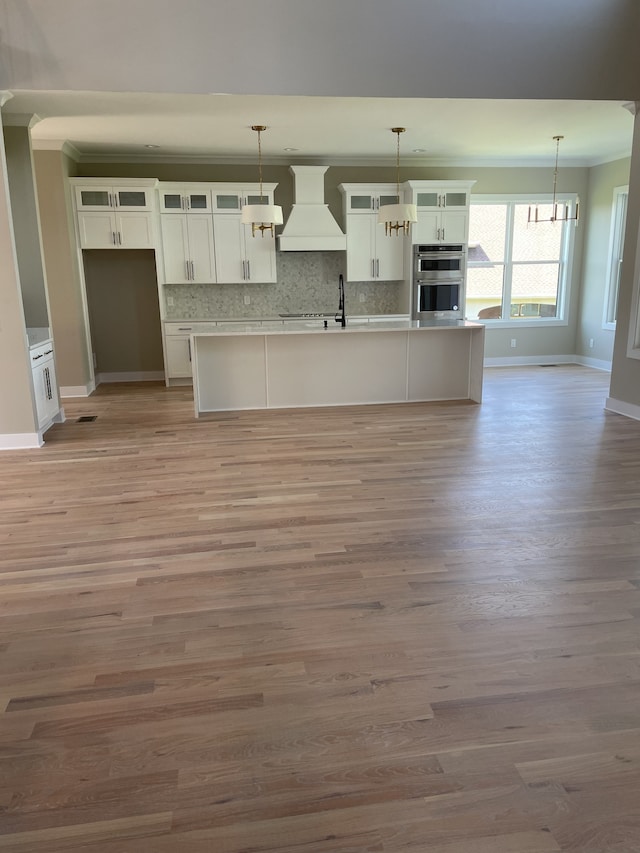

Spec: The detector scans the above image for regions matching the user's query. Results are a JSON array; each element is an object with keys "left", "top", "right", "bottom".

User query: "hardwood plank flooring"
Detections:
[{"left": 1, "top": 365, "right": 639, "bottom": 851}]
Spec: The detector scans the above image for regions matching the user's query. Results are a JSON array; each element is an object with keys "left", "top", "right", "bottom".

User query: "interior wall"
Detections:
[
  {"left": 2, "top": 1, "right": 639, "bottom": 100},
  {"left": 33, "top": 149, "right": 93, "bottom": 390},
  {"left": 83, "top": 250, "right": 163, "bottom": 374},
  {"left": 609, "top": 111, "right": 640, "bottom": 407},
  {"left": 576, "top": 157, "right": 631, "bottom": 363},
  {"left": 3, "top": 124, "right": 48, "bottom": 327}
]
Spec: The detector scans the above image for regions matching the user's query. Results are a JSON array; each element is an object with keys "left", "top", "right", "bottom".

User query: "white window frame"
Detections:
[
  {"left": 603, "top": 185, "right": 628, "bottom": 330},
  {"left": 468, "top": 193, "right": 577, "bottom": 327}
]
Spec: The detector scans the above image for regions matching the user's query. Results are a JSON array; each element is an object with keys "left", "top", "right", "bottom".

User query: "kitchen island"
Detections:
[{"left": 192, "top": 318, "right": 484, "bottom": 415}]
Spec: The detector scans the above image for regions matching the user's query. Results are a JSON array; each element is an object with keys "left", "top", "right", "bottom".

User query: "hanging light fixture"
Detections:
[
  {"left": 241, "top": 125, "right": 283, "bottom": 237},
  {"left": 528, "top": 135, "right": 580, "bottom": 225},
  {"left": 378, "top": 127, "right": 417, "bottom": 236}
]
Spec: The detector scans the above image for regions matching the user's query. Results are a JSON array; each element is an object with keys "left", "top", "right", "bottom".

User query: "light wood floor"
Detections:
[{"left": 1, "top": 366, "right": 639, "bottom": 852}]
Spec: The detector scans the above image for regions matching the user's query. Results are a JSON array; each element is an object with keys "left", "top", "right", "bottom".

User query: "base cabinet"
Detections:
[
  {"left": 165, "top": 335, "right": 193, "bottom": 378},
  {"left": 30, "top": 342, "right": 59, "bottom": 428}
]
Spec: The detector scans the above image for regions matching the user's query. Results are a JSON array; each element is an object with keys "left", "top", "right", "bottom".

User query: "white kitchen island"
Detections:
[{"left": 192, "top": 319, "right": 485, "bottom": 415}]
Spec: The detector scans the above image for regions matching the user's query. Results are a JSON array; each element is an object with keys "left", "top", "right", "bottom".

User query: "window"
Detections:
[
  {"left": 604, "top": 186, "right": 628, "bottom": 329},
  {"left": 466, "top": 196, "right": 576, "bottom": 322}
]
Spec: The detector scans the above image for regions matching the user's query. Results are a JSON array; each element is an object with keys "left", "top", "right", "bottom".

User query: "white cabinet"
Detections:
[
  {"left": 30, "top": 341, "right": 59, "bottom": 429},
  {"left": 339, "top": 184, "right": 405, "bottom": 282},
  {"left": 165, "top": 324, "right": 196, "bottom": 377},
  {"left": 406, "top": 181, "right": 475, "bottom": 245},
  {"left": 158, "top": 184, "right": 212, "bottom": 214},
  {"left": 211, "top": 183, "right": 278, "bottom": 284},
  {"left": 77, "top": 211, "right": 155, "bottom": 249},
  {"left": 72, "top": 179, "right": 158, "bottom": 249},
  {"left": 213, "top": 214, "right": 276, "bottom": 283},
  {"left": 160, "top": 214, "right": 216, "bottom": 283},
  {"left": 74, "top": 183, "right": 154, "bottom": 212}
]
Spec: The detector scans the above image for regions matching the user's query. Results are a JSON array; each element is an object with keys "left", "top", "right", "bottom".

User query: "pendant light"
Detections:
[
  {"left": 528, "top": 135, "right": 580, "bottom": 225},
  {"left": 378, "top": 127, "right": 417, "bottom": 236},
  {"left": 241, "top": 125, "right": 283, "bottom": 237}
]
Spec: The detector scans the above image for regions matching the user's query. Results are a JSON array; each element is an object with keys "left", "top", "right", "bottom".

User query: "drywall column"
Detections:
[
  {"left": 0, "top": 93, "right": 40, "bottom": 448},
  {"left": 608, "top": 104, "right": 640, "bottom": 416}
]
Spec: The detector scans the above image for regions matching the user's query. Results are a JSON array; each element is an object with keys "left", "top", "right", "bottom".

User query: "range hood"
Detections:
[{"left": 278, "top": 165, "right": 346, "bottom": 252}]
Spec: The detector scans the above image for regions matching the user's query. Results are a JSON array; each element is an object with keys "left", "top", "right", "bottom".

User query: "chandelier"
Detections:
[
  {"left": 240, "top": 125, "right": 283, "bottom": 237},
  {"left": 378, "top": 127, "right": 417, "bottom": 236},
  {"left": 528, "top": 135, "right": 580, "bottom": 225}
]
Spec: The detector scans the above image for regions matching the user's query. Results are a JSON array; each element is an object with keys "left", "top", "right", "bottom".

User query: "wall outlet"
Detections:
[
  {"left": 359, "top": 293, "right": 366, "bottom": 303},
  {"left": 167, "top": 296, "right": 174, "bottom": 307},
  {"left": 510, "top": 338, "right": 517, "bottom": 348},
  {"left": 589, "top": 338, "right": 594, "bottom": 348},
  {"left": 244, "top": 294, "right": 251, "bottom": 305}
]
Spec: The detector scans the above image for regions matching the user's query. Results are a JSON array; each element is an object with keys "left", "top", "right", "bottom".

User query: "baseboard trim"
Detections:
[
  {"left": 484, "top": 354, "right": 575, "bottom": 367},
  {"left": 484, "top": 354, "right": 612, "bottom": 371},
  {"left": 0, "top": 432, "right": 44, "bottom": 450},
  {"left": 95, "top": 371, "right": 165, "bottom": 384},
  {"left": 574, "top": 355, "right": 612, "bottom": 371},
  {"left": 60, "top": 380, "right": 96, "bottom": 398},
  {"left": 605, "top": 397, "right": 640, "bottom": 421}
]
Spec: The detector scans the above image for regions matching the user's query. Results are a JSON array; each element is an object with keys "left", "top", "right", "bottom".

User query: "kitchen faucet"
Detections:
[{"left": 335, "top": 273, "right": 346, "bottom": 327}]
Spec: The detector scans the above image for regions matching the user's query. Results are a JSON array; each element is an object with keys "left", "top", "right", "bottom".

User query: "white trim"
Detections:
[
  {"left": 574, "top": 355, "right": 612, "bottom": 371},
  {"left": 605, "top": 397, "right": 640, "bottom": 421},
  {"left": 0, "top": 432, "right": 44, "bottom": 450},
  {"left": 96, "top": 371, "right": 165, "bottom": 384},
  {"left": 60, "top": 381, "right": 96, "bottom": 397},
  {"left": 483, "top": 354, "right": 612, "bottom": 370},
  {"left": 484, "top": 354, "right": 575, "bottom": 367}
]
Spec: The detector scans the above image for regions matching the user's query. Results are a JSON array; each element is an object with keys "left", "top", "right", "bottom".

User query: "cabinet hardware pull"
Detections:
[
  {"left": 117, "top": 231, "right": 122, "bottom": 245},
  {"left": 32, "top": 353, "right": 43, "bottom": 360},
  {"left": 242, "top": 260, "right": 245, "bottom": 280},
  {"left": 190, "top": 260, "right": 195, "bottom": 280},
  {"left": 44, "top": 349, "right": 53, "bottom": 355},
  {"left": 376, "top": 259, "right": 380, "bottom": 278},
  {"left": 371, "top": 259, "right": 375, "bottom": 278},
  {"left": 186, "top": 197, "right": 190, "bottom": 210},
  {"left": 108, "top": 193, "right": 113, "bottom": 208},
  {"left": 185, "top": 260, "right": 190, "bottom": 280},
  {"left": 442, "top": 227, "right": 445, "bottom": 241},
  {"left": 188, "top": 339, "right": 192, "bottom": 362},
  {"left": 246, "top": 260, "right": 250, "bottom": 280},
  {"left": 178, "top": 327, "right": 191, "bottom": 331},
  {"left": 112, "top": 231, "right": 116, "bottom": 245}
]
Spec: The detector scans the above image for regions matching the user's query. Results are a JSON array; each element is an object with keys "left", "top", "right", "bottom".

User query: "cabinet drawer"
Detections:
[{"left": 30, "top": 341, "right": 54, "bottom": 365}]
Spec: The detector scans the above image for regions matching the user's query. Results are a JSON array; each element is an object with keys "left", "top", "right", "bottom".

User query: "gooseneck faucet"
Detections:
[{"left": 335, "top": 274, "right": 346, "bottom": 328}]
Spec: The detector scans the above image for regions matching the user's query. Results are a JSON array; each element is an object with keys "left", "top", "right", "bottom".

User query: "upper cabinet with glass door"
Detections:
[
  {"left": 211, "top": 184, "right": 277, "bottom": 214},
  {"left": 74, "top": 179, "right": 157, "bottom": 212},
  {"left": 345, "top": 190, "right": 399, "bottom": 214},
  {"left": 406, "top": 182, "right": 475, "bottom": 212},
  {"left": 158, "top": 184, "right": 212, "bottom": 214}
]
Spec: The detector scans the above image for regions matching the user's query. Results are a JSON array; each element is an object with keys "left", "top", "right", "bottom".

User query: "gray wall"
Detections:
[
  {"left": 3, "top": 125, "right": 48, "bottom": 327},
  {"left": 83, "top": 250, "right": 163, "bottom": 374},
  {"left": 576, "top": 157, "right": 631, "bottom": 363},
  {"left": 33, "top": 148, "right": 93, "bottom": 389}
]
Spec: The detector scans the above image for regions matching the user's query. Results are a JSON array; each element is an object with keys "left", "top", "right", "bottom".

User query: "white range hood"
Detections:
[{"left": 278, "top": 165, "right": 346, "bottom": 252}]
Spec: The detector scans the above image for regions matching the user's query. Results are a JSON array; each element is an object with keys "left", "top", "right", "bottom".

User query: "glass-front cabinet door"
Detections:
[
  {"left": 159, "top": 186, "right": 210, "bottom": 213},
  {"left": 75, "top": 185, "right": 151, "bottom": 211},
  {"left": 212, "top": 192, "right": 242, "bottom": 213}
]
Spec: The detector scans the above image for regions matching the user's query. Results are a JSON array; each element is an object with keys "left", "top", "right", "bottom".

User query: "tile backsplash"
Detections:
[{"left": 164, "top": 252, "right": 406, "bottom": 319}]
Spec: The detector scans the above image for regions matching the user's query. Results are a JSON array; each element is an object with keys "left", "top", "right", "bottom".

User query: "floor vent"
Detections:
[{"left": 76, "top": 415, "right": 98, "bottom": 423}]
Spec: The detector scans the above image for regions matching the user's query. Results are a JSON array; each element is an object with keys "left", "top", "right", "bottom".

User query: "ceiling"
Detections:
[{"left": 4, "top": 90, "right": 635, "bottom": 167}]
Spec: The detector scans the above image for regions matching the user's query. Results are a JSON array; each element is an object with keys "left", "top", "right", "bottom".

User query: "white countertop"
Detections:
[{"left": 191, "top": 318, "right": 483, "bottom": 337}]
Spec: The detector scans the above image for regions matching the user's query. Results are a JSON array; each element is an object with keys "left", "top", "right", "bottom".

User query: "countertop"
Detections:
[{"left": 191, "top": 318, "right": 483, "bottom": 337}]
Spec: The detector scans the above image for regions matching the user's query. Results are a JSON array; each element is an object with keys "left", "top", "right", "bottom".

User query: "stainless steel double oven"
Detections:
[{"left": 412, "top": 243, "right": 466, "bottom": 320}]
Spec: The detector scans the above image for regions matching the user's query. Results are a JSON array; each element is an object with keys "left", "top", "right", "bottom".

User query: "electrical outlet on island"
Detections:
[
  {"left": 167, "top": 296, "right": 174, "bottom": 307},
  {"left": 244, "top": 294, "right": 251, "bottom": 305}
]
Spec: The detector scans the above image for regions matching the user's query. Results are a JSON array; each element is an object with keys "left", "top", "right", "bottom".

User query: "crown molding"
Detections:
[
  {"left": 30, "top": 139, "right": 82, "bottom": 160},
  {"left": 2, "top": 112, "right": 42, "bottom": 129},
  {"left": 0, "top": 91, "right": 14, "bottom": 108}
]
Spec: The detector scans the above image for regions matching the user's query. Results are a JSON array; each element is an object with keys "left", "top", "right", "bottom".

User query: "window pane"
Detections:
[
  {"left": 513, "top": 204, "right": 562, "bottom": 261},
  {"left": 511, "top": 263, "right": 559, "bottom": 317},
  {"left": 468, "top": 205, "right": 507, "bottom": 263},
  {"left": 466, "top": 265, "right": 505, "bottom": 320}
]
